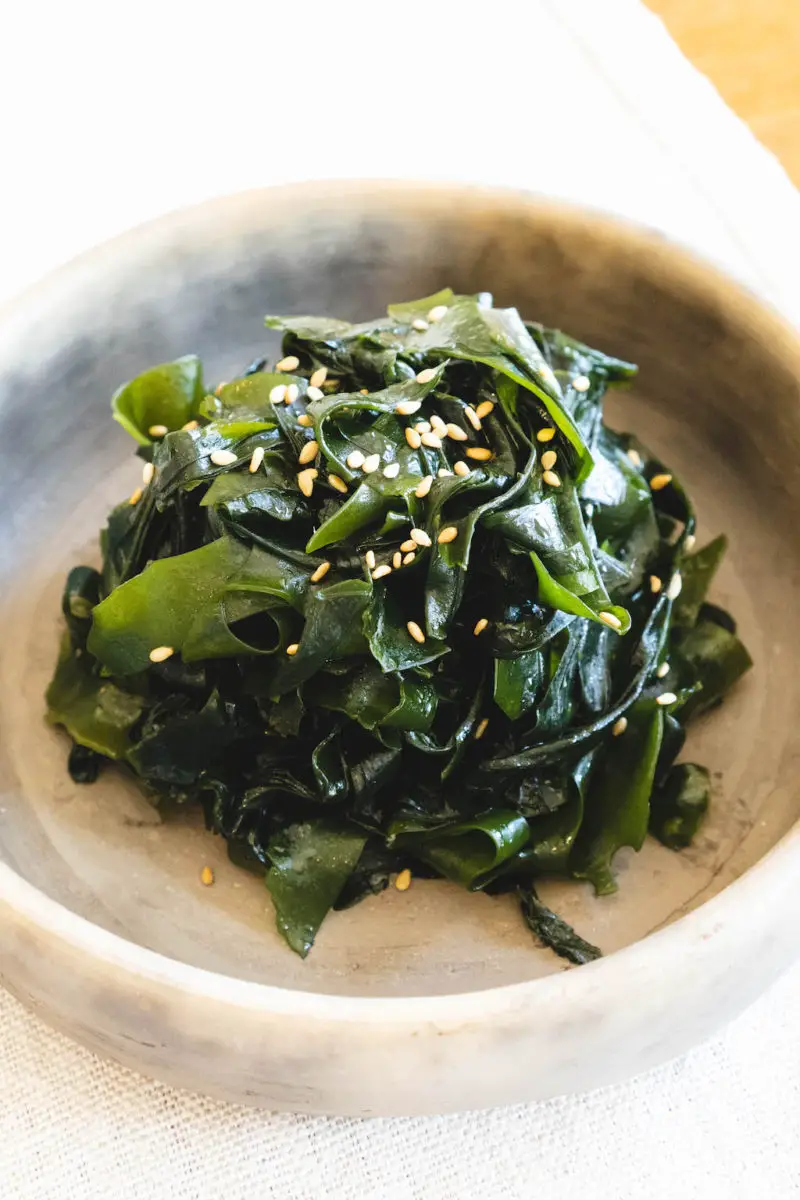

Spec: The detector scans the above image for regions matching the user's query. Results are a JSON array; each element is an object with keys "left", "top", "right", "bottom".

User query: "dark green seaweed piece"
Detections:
[{"left": 650, "top": 763, "right": 711, "bottom": 849}]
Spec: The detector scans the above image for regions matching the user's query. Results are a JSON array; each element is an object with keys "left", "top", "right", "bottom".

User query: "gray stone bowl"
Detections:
[{"left": 1, "top": 182, "right": 798, "bottom": 1116}]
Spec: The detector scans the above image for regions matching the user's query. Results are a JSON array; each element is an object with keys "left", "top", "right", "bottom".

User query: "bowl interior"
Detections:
[{"left": 1, "top": 185, "right": 798, "bottom": 997}]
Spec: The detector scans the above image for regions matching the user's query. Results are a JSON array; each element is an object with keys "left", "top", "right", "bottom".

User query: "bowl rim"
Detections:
[{"left": 3, "top": 178, "right": 800, "bottom": 1024}]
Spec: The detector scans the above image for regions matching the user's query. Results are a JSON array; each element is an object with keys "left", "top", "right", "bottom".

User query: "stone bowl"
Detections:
[{"left": 0, "top": 181, "right": 798, "bottom": 1116}]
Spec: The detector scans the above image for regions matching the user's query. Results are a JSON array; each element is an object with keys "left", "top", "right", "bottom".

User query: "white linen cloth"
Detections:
[{"left": 1, "top": 2, "right": 799, "bottom": 1196}]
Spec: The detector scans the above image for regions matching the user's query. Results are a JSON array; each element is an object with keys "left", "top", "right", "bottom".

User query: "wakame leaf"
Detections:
[
  {"left": 649, "top": 762, "right": 711, "bottom": 849},
  {"left": 395, "top": 809, "right": 530, "bottom": 889},
  {"left": 518, "top": 886, "right": 601, "bottom": 965},
  {"left": 112, "top": 355, "right": 205, "bottom": 445},
  {"left": 46, "top": 633, "right": 144, "bottom": 759},
  {"left": 673, "top": 535, "right": 728, "bottom": 628},
  {"left": 672, "top": 619, "right": 752, "bottom": 720}
]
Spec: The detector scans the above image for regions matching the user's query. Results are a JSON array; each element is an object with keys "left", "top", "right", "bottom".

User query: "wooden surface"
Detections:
[{"left": 648, "top": 0, "right": 800, "bottom": 185}]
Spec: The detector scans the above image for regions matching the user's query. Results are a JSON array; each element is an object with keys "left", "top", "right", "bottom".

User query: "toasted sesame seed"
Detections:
[
  {"left": 395, "top": 867, "right": 412, "bottom": 891},
  {"left": 310, "top": 561, "right": 331, "bottom": 583},
  {"left": 129, "top": 486, "right": 143, "bottom": 506},
  {"left": 200, "top": 865, "right": 215, "bottom": 886},
  {"left": 573, "top": 375, "right": 591, "bottom": 393},
  {"left": 399, "top": 540, "right": 416, "bottom": 554},
  {"left": 599, "top": 611, "right": 622, "bottom": 630},
  {"left": 297, "top": 414, "right": 313, "bottom": 427},
  {"left": 627, "top": 448, "right": 642, "bottom": 467},
  {"left": 396, "top": 399, "right": 423, "bottom": 416},
  {"left": 359, "top": 388, "right": 369, "bottom": 395},
  {"left": 405, "top": 427, "right": 422, "bottom": 450},
  {"left": 276, "top": 355, "right": 300, "bottom": 372},
  {"left": 142, "top": 461, "right": 155, "bottom": 486},
  {"left": 210, "top": 449, "right": 238, "bottom": 467},
  {"left": 421, "top": 432, "right": 443, "bottom": 449},
  {"left": 148, "top": 424, "right": 168, "bottom": 438},
  {"left": 346, "top": 449, "right": 366, "bottom": 469},
  {"left": 393, "top": 551, "right": 402, "bottom": 569},
  {"left": 437, "top": 469, "right": 453, "bottom": 477},
  {"left": 285, "top": 384, "right": 299, "bottom": 405},
  {"left": 309, "top": 367, "right": 328, "bottom": 388},
  {"left": 465, "top": 405, "right": 481, "bottom": 431},
  {"left": 438, "top": 526, "right": 458, "bottom": 544},
  {"left": 649, "top": 575, "right": 663, "bottom": 594},
  {"left": 685, "top": 534, "right": 696, "bottom": 552},
  {"left": 415, "top": 367, "right": 438, "bottom": 384},
  {"left": 362, "top": 453, "right": 381, "bottom": 474},
  {"left": 214, "top": 381, "right": 227, "bottom": 397},
  {"left": 297, "top": 468, "right": 318, "bottom": 497},
  {"left": 328, "top": 474, "right": 348, "bottom": 494},
  {"left": 541, "top": 449, "right": 557, "bottom": 471},
  {"left": 656, "top": 661, "right": 670, "bottom": 678},
  {"left": 430, "top": 416, "right": 447, "bottom": 438},
  {"left": 149, "top": 645, "right": 174, "bottom": 663},
  {"left": 612, "top": 716, "right": 628, "bottom": 737},
  {"left": 406, "top": 620, "right": 426, "bottom": 644},
  {"left": 454, "top": 460, "right": 470, "bottom": 477},
  {"left": 403, "top": 552, "right": 416, "bottom": 566},
  {"left": 298, "top": 439, "right": 319, "bottom": 465},
  {"left": 365, "top": 550, "right": 376, "bottom": 569},
  {"left": 249, "top": 446, "right": 265, "bottom": 473},
  {"left": 474, "top": 717, "right": 490, "bottom": 740},
  {"left": 182, "top": 419, "right": 200, "bottom": 431},
  {"left": 427, "top": 304, "right": 449, "bottom": 322},
  {"left": 306, "top": 385, "right": 324, "bottom": 401},
  {"left": 466, "top": 446, "right": 492, "bottom": 461},
  {"left": 473, "top": 618, "right": 489, "bottom": 636},
  {"left": 666, "top": 572, "right": 683, "bottom": 600},
  {"left": 475, "top": 400, "right": 495, "bottom": 420},
  {"left": 542, "top": 469, "right": 561, "bottom": 488},
  {"left": 410, "top": 528, "right": 432, "bottom": 547},
  {"left": 650, "top": 473, "right": 673, "bottom": 491},
  {"left": 446, "top": 422, "right": 468, "bottom": 442},
  {"left": 269, "top": 384, "right": 287, "bottom": 405},
  {"left": 415, "top": 475, "right": 433, "bottom": 498},
  {"left": 536, "top": 427, "right": 556, "bottom": 442},
  {"left": 286, "top": 643, "right": 300, "bottom": 656},
  {"left": 372, "top": 564, "right": 392, "bottom": 580},
  {"left": 656, "top": 692, "right": 678, "bottom": 706},
  {"left": 415, "top": 420, "right": 432, "bottom": 434},
  {"left": 383, "top": 462, "right": 400, "bottom": 479},
  {"left": 411, "top": 318, "right": 428, "bottom": 332}
]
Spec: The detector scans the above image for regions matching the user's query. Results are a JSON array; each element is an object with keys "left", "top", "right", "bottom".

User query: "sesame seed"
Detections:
[
  {"left": 465, "top": 406, "right": 481, "bottom": 431},
  {"left": 372, "top": 565, "right": 392, "bottom": 580},
  {"left": 536, "top": 427, "right": 556, "bottom": 443},
  {"left": 142, "top": 461, "right": 155, "bottom": 486},
  {"left": 656, "top": 661, "right": 670, "bottom": 678},
  {"left": 598, "top": 611, "right": 622, "bottom": 630},
  {"left": 421, "top": 432, "right": 442, "bottom": 449},
  {"left": 403, "top": 552, "right": 416, "bottom": 566},
  {"left": 359, "top": 388, "right": 369, "bottom": 395},
  {"left": 414, "top": 421, "right": 432, "bottom": 434},
  {"left": 412, "top": 318, "right": 428, "bottom": 332},
  {"left": 666, "top": 572, "right": 683, "bottom": 600},
  {"left": 427, "top": 304, "right": 449, "bottom": 322},
  {"left": 430, "top": 414, "right": 447, "bottom": 434},
  {"left": 306, "top": 385, "right": 324, "bottom": 401},
  {"left": 446, "top": 422, "right": 468, "bottom": 441},
  {"left": 148, "top": 424, "right": 168, "bottom": 438},
  {"left": 650, "top": 473, "right": 673, "bottom": 491},
  {"left": 405, "top": 427, "right": 422, "bottom": 450},
  {"left": 656, "top": 692, "right": 678, "bottom": 706},
  {"left": 346, "top": 450, "right": 366, "bottom": 469},
  {"left": 365, "top": 550, "right": 376, "bottom": 569},
  {"left": 542, "top": 469, "right": 561, "bottom": 488},
  {"left": 309, "top": 367, "right": 328, "bottom": 388},
  {"left": 276, "top": 355, "right": 300, "bottom": 372},
  {"left": 149, "top": 645, "right": 174, "bottom": 663},
  {"left": 200, "top": 866, "right": 215, "bottom": 886},
  {"left": 182, "top": 419, "right": 200, "bottom": 431},
  {"left": 438, "top": 526, "right": 458, "bottom": 544},
  {"left": 298, "top": 439, "right": 319, "bottom": 465},
  {"left": 612, "top": 716, "right": 628, "bottom": 737},
  {"left": 396, "top": 399, "right": 422, "bottom": 416},
  {"left": 400, "top": 539, "right": 416, "bottom": 553},
  {"left": 269, "top": 384, "right": 287, "bottom": 405},
  {"left": 210, "top": 449, "right": 238, "bottom": 466},
  {"left": 466, "top": 447, "right": 492, "bottom": 461},
  {"left": 129, "top": 486, "right": 143, "bottom": 506},
  {"left": 685, "top": 534, "right": 696, "bottom": 552},
  {"left": 328, "top": 474, "right": 348, "bottom": 493},
  {"left": 297, "top": 414, "right": 313, "bottom": 427},
  {"left": 473, "top": 618, "right": 489, "bottom": 636},
  {"left": 415, "top": 367, "right": 438, "bottom": 384},
  {"left": 406, "top": 620, "right": 426, "bottom": 644},
  {"left": 573, "top": 375, "right": 591, "bottom": 393},
  {"left": 249, "top": 446, "right": 265, "bottom": 473},
  {"left": 541, "top": 449, "right": 557, "bottom": 471},
  {"left": 437, "top": 469, "right": 453, "bottom": 477},
  {"left": 297, "top": 468, "right": 318, "bottom": 497},
  {"left": 395, "top": 867, "right": 412, "bottom": 891},
  {"left": 454, "top": 461, "right": 470, "bottom": 477},
  {"left": 650, "top": 575, "right": 662, "bottom": 593},
  {"left": 383, "top": 462, "right": 400, "bottom": 478},
  {"left": 410, "top": 528, "right": 432, "bottom": 547},
  {"left": 285, "top": 383, "right": 299, "bottom": 405},
  {"left": 310, "top": 561, "right": 331, "bottom": 583},
  {"left": 392, "top": 551, "right": 402, "bottom": 569},
  {"left": 474, "top": 717, "right": 490, "bottom": 740},
  {"left": 627, "top": 448, "right": 642, "bottom": 467},
  {"left": 475, "top": 400, "right": 495, "bottom": 420},
  {"left": 286, "top": 643, "right": 300, "bottom": 656},
  {"left": 214, "top": 381, "right": 227, "bottom": 397},
  {"left": 415, "top": 475, "right": 433, "bottom": 498},
  {"left": 362, "top": 453, "right": 381, "bottom": 474}
]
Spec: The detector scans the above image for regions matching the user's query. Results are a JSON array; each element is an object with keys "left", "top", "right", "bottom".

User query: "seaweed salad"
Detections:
[{"left": 46, "top": 289, "right": 752, "bottom": 963}]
